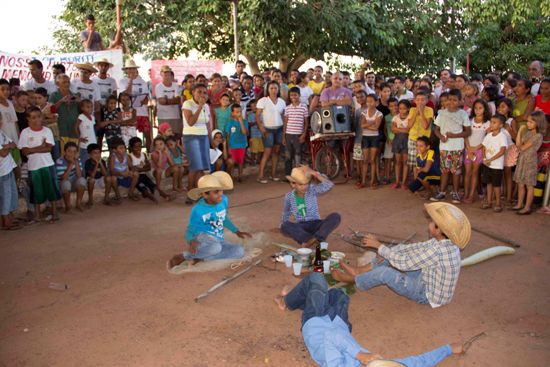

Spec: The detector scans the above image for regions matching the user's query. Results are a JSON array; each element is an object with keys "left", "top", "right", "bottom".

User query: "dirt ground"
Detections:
[{"left": 1, "top": 172, "right": 549, "bottom": 367}]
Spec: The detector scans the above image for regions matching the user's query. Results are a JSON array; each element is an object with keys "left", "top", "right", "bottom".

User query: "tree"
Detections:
[{"left": 54, "top": 0, "right": 465, "bottom": 76}]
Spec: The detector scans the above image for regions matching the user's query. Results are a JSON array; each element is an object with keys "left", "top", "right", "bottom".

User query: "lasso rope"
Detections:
[{"left": 230, "top": 247, "right": 263, "bottom": 270}]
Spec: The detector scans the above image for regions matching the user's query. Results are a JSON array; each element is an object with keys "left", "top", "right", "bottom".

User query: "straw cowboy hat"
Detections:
[
  {"left": 74, "top": 62, "right": 98, "bottom": 74},
  {"left": 366, "top": 361, "right": 404, "bottom": 367},
  {"left": 160, "top": 65, "right": 173, "bottom": 73},
  {"left": 122, "top": 59, "right": 139, "bottom": 70},
  {"left": 424, "top": 202, "right": 471, "bottom": 249},
  {"left": 286, "top": 167, "right": 312, "bottom": 185},
  {"left": 93, "top": 58, "right": 113, "bottom": 68},
  {"left": 188, "top": 173, "right": 234, "bottom": 201}
]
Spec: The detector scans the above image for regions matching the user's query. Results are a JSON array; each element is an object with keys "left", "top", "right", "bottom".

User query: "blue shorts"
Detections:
[
  {"left": 263, "top": 127, "right": 283, "bottom": 148},
  {"left": 117, "top": 176, "right": 132, "bottom": 188},
  {"left": 183, "top": 134, "right": 210, "bottom": 172},
  {"left": 361, "top": 135, "right": 381, "bottom": 149}
]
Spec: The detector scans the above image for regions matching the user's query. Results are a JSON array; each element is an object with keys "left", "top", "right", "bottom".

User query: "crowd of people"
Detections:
[{"left": 0, "top": 38, "right": 549, "bottom": 230}]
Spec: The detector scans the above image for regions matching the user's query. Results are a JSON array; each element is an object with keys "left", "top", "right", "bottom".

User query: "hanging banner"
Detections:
[
  {"left": 150, "top": 59, "right": 223, "bottom": 96},
  {"left": 0, "top": 49, "right": 124, "bottom": 83}
]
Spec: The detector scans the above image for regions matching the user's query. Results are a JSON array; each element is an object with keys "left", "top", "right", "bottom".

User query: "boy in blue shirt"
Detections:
[
  {"left": 408, "top": 136, "right": 441, "bottom": 198},
  {"left": 225, "top": 104, "right": 248, "bottom": 182},
  {"left": 168, "top": 171, "right": 251, "bottom": 268},
  {"left": 274, "top": 273, "right": 466, "bottom": 367}
]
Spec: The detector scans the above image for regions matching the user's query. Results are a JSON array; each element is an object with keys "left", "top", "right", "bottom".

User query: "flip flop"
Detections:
[
  {"left": 257, "top": 177, "right": 268, "bottom": 184},
  {"left": 516, "top": 209, "right": 531, "bottom": 215}
]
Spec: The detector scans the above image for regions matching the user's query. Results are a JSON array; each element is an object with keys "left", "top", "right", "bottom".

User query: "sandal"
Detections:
[
  {"left": 269, "top": 176, "right": 281, "bottom": 182},
  {"left": 370, "top": 183, "right": 378, "bottom": 190},
  {"left": 355, "top": 182, "right": 366, "bottom": 189},
  {"left": 481, "top": 201, "right": 491, "bottom": 210},
  {"left": 493, "top": 205, "right": 503, "bottom": 213},
  {"left": 516, "top": 209, "right": 531, "bottom": 215},
  {"left": 257, "top": 177, "right": 268, "bottom": 184}
]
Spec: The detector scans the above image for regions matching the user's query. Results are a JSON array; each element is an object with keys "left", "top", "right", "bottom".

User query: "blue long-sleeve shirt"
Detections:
[
  {"left": 302, "top": 315, "right": 453, "bottom": 367},
  {"left": 185, "top": 195, "right": 238, "bottom": 242},
  {"left": 281, "top": 178, "right": 334, "bottom": 224}
]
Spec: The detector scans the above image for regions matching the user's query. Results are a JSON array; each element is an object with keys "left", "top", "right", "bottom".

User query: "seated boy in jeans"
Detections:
[
  {"left": 56, "top": 141, "right": 87, "bottom": 212},
  {"left": 168, "top": 171, "right": 251, "bottom": 268},
  {"left": 332, "top": 202, "right": 470, "bottom": 308},
  {"left": 274, "top": 273, "right": 467, "bottom": 366},
  {"left": 280, "top": 166, "right": 341, "bottom": 248}
]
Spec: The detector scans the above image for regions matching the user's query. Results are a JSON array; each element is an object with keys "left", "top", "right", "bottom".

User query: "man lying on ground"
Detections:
[
  {"left": 275, "top": 273, "right": 469, "bottom": 367},
  {"left": 332, "top": 202, "right": 470, "bottom": 308}
]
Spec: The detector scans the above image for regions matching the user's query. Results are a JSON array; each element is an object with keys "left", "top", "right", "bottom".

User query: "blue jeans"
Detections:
[
  {"left": 281, "top": 213, "right": 341, "bottom": 244},
  {"left": 284, "top": 273, "right": 352, "bottom": 330},
  {"left": 263, "top": 127, "right": 283, "bottom": 148},
  {"left": 183, "top": 233, "right": 245, "bottom": 261},
  {"left": 355, "top": 260, "right": 429, "bottom": 304}
]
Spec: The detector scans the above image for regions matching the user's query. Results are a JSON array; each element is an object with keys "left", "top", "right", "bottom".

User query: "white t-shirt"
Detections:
[
  {"left": 397, "top": 90, "right": 414, "bottom": 101},
  {"left": 0, "top": 131, "right": 17, "bottom": 176},
  {"left": 71, "top": 79, "right": 101, "bottom": 105},
  {"left": 435, "top": 109, "right": 471, "bottom": 151},
  {"left": 0, "top": 100, "right": 19, "bottom": 144},
  {"left": 482, "top": 131, "right": 508, "bottom": 169},
  {"left": 256, "top": 97, "right": 285, "bottom": 128},
  {"left": 22, "top": 79, "right": 57, "bottom": 95},
  {"left": 297, "top": 85, "right": 314, "bottom": 106},
  {"left": 77, "top": 113, "right": 97, "bottom": 149},
  {"left": 503, "top": 118, "right": 514, "bottom": 146},
  {"left": 155, "top": 82, "right": 182, "bottom": 120},
  {"left": 119, "top": 76, "right": 149, "bottom": 117},
  {"left": 392, "top": 115, "right": 409, "bottom": 129},
  {"left": 182, "top": 99, "right": 210, "bottom": 136},
  {"left": 531, "top": 83, "right": 540, "bottom": 97},
  {"left": 468, "top": 119, "right": 490, "bottom": 147},
  {"left": 92, "top": 76, "right": 117, "bottom": 106},
  {"left": 17, "top": 126, "right": 55, "bottom": 171},
  {"left": 361, "top": 109, "right": 383, "bottom": 137}
]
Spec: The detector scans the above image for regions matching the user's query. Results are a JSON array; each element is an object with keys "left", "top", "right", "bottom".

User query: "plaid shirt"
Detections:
[
  {"left": 378, "top": 238, "right": 461, "bottom": 307},
  {"left": 281, "top": 178, "right": 333, "bottom": 223}
]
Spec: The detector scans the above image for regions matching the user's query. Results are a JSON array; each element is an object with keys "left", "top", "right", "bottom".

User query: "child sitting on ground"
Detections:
[
  {"left": 151, "top": 136, "right": 179, "bottom": 197},
  {"left": 408, "top": 136, "right": 441, "bottom": 198},
  {"left": 332, "top": 202, "right": 470, "bottom": 308},
  {"left": 128, "top": 137, "right": 157, "bottom": 203},
  {"left": 85, "top": 143, "right": 116, "bottom": 206},
  {"left": 391, "top": 99, "right": 411, "bottom": 189},
  {"left": 168, "top": 171, "right": 251, "bottom": 268},
  {"left": 109, "top": 139, "right": 139, "bottom": 201},
  {"left": 56, "top": 141, "right": 87, "bottom": 212},
  {"left": 280, "top": 166, "right": 341, "bottom": 248},
  {"left": 481, "top": 114, "right": 509, "bottom": 212},
  {"left": 17, "top": 107, "right": 61, "bottom": 222},
  {"left": 225, "top": 104, "right": 249, "bottom": 182},
  {"left": 166, "top": 136, "right": 187, "bottom": 192},
  {"left": 75, "top": 99, "right": 97, "bottom": 163},
  {"left": 0, "top": 113, "right": 20, "bottom": 230}
]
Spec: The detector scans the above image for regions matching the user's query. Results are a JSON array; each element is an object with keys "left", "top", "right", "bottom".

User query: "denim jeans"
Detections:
[
  {"left": 280, "top": 213, "right": 341, "bottom": 244},
  {"left": 284, "top": 273, "right": 352, "bottom": 330},
  {"left": 355, "top": 260, "right": 429, "bottom": 304},
  {"left": 183, "top": 233, "right": 245, "bottom": 261},
  {"left": 284, "top": 134, "right": 302, "bottom": 176}
]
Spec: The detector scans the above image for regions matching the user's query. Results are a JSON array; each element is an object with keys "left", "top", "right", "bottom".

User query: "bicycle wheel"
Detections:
[{"left": 314, "top": 145, "right": 341, "bottom": 179}]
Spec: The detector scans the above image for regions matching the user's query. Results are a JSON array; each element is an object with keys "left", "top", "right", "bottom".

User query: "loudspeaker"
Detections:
[
  {"left": 320, "top": 107, "right": 335, "bottom": 133},
  {"left": 332, "top": 105, "right": 352, "bottom": 133}
]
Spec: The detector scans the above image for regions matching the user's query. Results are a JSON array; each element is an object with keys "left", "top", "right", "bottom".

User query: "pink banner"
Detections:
[{"left": 150, "top": 59, "right": 223, "bottom": 96}]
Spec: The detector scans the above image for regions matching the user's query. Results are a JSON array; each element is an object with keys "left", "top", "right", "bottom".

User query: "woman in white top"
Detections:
[
  {"left": 255, "top": 81, "right": 286, "bottom": 183},
  {"left": 358, "top": 94, "right": 383, "bottom": 189},
  {"left": 182, "top": 83, "right": 212, "bottom": 200}
]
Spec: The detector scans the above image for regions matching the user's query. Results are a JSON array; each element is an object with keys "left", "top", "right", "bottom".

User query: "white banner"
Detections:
[{"left": 0, "top": 49, "right": 124, "bottom": 83}]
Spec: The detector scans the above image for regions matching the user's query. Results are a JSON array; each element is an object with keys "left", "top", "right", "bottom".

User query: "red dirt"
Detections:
[{"left": 1, "top": 178, "right": 549, "bottom": 366}]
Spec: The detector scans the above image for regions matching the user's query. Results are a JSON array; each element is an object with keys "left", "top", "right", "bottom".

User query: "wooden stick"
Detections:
[
  {"left": 195, "top": 259, "right": 262, "bottom": 302},
  {"left": 471, "top": 226, "right": 521, "bottom": 248}
]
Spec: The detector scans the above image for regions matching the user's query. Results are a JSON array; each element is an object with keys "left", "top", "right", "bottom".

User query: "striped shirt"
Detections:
[
  {"left": 284, "top": 103, "right": 308, "bottom": 135},
  {"left": 56, "top": 157, "right": 82, "bottom": 181},
  {"left": 281, "top": 178, "right": 334, "bottom": 223},
  {"left": 378, "top": 238, "right": 461, "bottom": 308}
]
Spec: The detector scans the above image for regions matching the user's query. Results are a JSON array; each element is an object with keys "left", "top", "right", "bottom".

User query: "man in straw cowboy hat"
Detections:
[
  {"left": 168, "top": 171, "right": 251, "bottom": 268},
  {"left": 280, "top": 165, "right": 341, "bottom": 248},
  {"left": 332, "top": 202, "right": 470, "bottom": 308},
  {"left": 119, "top": 59, "right": 152, "bottom": 150},
  {"left": 72, "top": 62, "right": 101, "bottom": 122},
  {"left": 155, "top": 65, "right": 183, "bottom": 137},
  {"left": 274, "top": 273, "right": 467, "bottom": 367}
]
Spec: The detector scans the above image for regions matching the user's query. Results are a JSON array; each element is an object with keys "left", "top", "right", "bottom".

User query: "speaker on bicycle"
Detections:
[
  {"left": 332, "top": 105, "right": 352, "bottom": 133},
  {"left": 320, "top": 108, "right": 335, "bottom": 133},
  {"left": 311, "top": 106, "right": 352, "bottom": 134}
]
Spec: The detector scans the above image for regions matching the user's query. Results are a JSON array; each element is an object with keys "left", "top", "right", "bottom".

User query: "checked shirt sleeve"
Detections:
[
  {"left": 379, "top": 240, "right": 440, "bottom": 271},
  {"left": 310, "top": 176, "right": 334, "bottom": 195}
]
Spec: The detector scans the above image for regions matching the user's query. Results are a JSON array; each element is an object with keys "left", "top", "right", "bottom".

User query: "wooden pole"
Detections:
[
  {"left": 116, "top": 0, "right": 122, "bottom": 29},
  {"left": 232, "top": 0, "right": 239, "bottom": 63}
]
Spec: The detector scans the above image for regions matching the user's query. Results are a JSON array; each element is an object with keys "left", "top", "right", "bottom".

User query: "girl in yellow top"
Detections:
[
  {"left": 308, "top": 65, "right": 325, "bottom": 95},
  {"left": 512, "top": 79, "right": 535, "bottom": 139}
]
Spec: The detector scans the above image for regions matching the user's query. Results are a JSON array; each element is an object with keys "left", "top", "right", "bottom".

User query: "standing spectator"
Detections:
[
  {"left": 72, "top": 63, "right": 102, "bottom": 121},
  {"left": 394, "top": 76, "right": 414, "bottom": 101},
  {"left": 49, "top": 74, "right": 80, "bottom": 151},
  {"left": 434, "top": 69, "right": 451, "bottom": 101},
  {"left": 365, "top": 71, "right": 376, "bottom": 93},
  {"left": 230, "top": 60, "right": 247, "bottom": 84},
  {"left": 92, "top": 58, "right": 117, "bottom": 106},
  {"left": 52, "top": 64, "right": 66, "bottom": 80},
  {"left": 21, "top": 60, "right": 56, "bottom": 95},
  {"left": 80, "top": 14, "right": 104, "bottom": 51},
  {"left": 240, "top": 75, "right": 255, "bottom": 110},
  {"left": 155, "top": 65, "right": 183, "bottom": 137},
  {"left": 319, "top": 72, "right": 353, "bottom": 107},
  {"left": 118, "top": 60, "right": 151, "bottom": 151},
  {"left": 528, "top": 60, "right": 544, "bottom": 96}
]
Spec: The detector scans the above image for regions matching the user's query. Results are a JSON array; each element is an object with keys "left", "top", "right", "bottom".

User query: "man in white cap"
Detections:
[
  {"left": 274, "top": 273, "right": 468, "bottom": 367},
  {"left": 21, "top": 60, "right": 57, "bottom": 95},
  {"left": 155, "top": 65, "right": 183, "bottom": 137},
  {"left": 119, "top": 60, "right": 151, "bottom": 149},
  {"left": 71, "top": 63, "right": 101, "bottom": 121},
  {"left": 332, "top": 202, "right": 470, "bottom": 308}
]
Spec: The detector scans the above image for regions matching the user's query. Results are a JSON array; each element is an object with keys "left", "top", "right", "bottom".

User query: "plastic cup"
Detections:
[
  {"left": 323, "top": 260, "right": 331, "bottom": 274},
  {"left": 320, "top": 242, "right": 329, "bottom": 250},
  {"left": 292, "top": 262, "right": 303, "bottom": 276},
  {"left": 283, "top": 254, "right": 293, "bottom": 268}
]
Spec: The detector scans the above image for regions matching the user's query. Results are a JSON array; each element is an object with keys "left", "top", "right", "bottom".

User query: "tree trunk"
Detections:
[
  {"left": 278, "top": 55, "right": 290, "bottom": 73},
  {"left": 243, "top": 54, "right": 260, "bottom": 75},
  {"left": 287, "top": 55, "right": 309, "bottom": 73}
]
